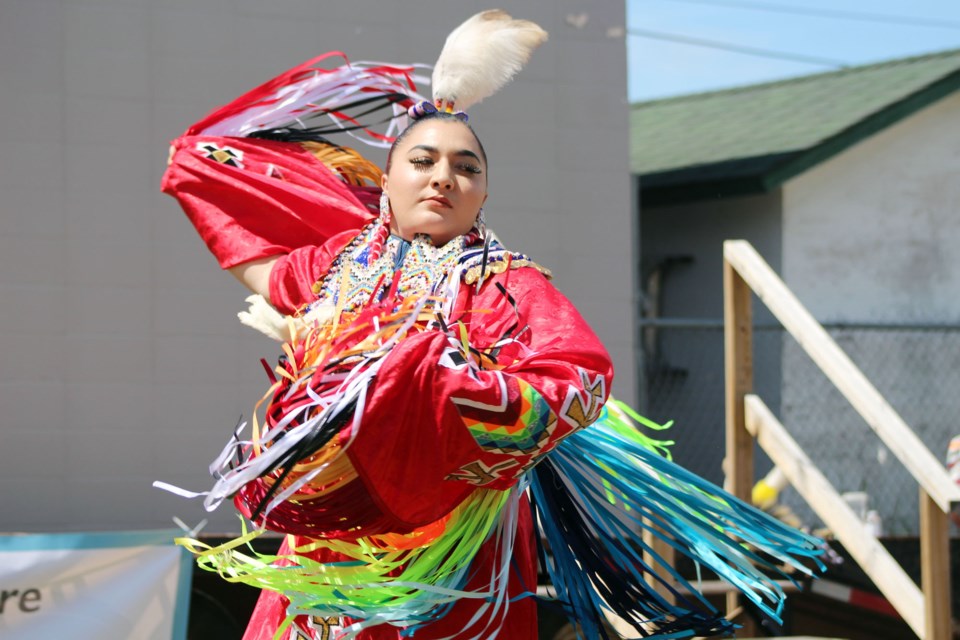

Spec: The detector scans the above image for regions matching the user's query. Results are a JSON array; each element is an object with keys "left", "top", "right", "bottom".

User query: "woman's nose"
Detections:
[{"left": 432, "top": 162, "right": 454, "bottom": 190}]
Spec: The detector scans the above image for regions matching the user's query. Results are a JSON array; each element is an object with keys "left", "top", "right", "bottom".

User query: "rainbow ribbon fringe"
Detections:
[
  {"left": 177, "top": 486, "right": 520, "bottom": 639},
  {"left": 161, "top": 283, "right": 822, "bottom": 639}
]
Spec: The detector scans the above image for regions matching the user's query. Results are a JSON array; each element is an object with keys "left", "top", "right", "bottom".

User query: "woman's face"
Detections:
[{"left": 381, "top": 120, "right": 488, "bottom": 246}]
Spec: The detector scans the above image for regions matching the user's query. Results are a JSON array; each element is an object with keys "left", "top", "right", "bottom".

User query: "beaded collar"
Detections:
[
  {"left": 307, "top": 222, "right": 466, "bottom": 315},
  {"left": 304, "top": 222, "right": 553, "bottom": 318}
]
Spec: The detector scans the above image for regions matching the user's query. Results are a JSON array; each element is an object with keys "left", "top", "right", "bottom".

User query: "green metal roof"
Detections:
[{"left": 631, "top": 48, "right": 960, "bottom": 205}]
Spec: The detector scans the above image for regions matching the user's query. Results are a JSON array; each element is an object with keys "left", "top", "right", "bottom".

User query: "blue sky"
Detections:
[{"left": 627, "top": 0, "right": 960, "bottom": 101}]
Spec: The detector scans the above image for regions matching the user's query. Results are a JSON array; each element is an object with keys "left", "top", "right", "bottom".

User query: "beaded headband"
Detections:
[{"left": 407, "top": 100, "right": 468, "bottom": 122}]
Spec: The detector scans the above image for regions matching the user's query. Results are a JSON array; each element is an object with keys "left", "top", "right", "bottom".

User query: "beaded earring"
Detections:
[
  {"left": 369, "top": 191, "right": 392, "bottom": 262},
  {"left": 379, "top": 190, "right": 392, "bottom": 225},
  {"left": 464, "top": 207, "right": 487, "bottom": 246}
]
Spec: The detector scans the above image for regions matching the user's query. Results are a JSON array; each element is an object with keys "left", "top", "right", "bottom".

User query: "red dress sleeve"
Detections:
[
  {"left": 346, "top": 267, "right": 614, "bottom": 528},
  {"left": 267, "top": 229, "right": 358, "bottom": 315},
  {"left": 161, "top": 135, "right": 374, "bottom": 269}
]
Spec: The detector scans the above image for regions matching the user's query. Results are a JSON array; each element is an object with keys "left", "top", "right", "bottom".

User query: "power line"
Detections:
[
  {"left": 658, "top": 0, "right": 960, "bottom": 30},
  {"left": 626, "top": 27, "right": 850, "bottom": 68}
]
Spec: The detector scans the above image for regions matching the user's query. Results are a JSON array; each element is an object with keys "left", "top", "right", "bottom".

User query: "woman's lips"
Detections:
[{"left": 422, "top": 195, "right": 452, "bottom": 208}]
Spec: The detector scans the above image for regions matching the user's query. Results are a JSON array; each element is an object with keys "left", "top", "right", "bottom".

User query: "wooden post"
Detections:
[
  {"left": 921, "top": 489, "right": 951, "bottom": 640},
  {"left": 723, "top": 253, "right": 754, "bottom": 630},
  {"left": 643, "top": 523, "right": 676, "bottom": 606}
]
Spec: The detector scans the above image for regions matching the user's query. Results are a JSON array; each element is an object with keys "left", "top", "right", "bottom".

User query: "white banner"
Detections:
[{"left": 0, "top": 530, "right": 191, "bottom": 640}]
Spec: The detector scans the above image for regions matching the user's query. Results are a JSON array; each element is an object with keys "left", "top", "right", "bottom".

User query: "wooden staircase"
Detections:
[{"left": 720, "top": 240, "right": 959, "bottom": 639}]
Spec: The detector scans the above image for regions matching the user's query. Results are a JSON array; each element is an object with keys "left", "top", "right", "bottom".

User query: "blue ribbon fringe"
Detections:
[{"left": 530, "top": 405, "right": 823, "bottom": 638}]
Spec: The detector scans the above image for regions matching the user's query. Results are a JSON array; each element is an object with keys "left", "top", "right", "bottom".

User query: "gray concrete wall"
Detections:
[{"left": 0, "top": 0, "right": 633, "bottom": 532}]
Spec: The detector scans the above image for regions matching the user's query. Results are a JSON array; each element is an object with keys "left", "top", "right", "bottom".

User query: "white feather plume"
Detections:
[{"left": 432, "top": 10, "right": 548, "bottom": 112}]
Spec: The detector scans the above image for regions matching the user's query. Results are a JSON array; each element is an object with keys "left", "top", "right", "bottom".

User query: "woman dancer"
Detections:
[{"left": 161, "top": 11, "right": 819, "bottom": 640}]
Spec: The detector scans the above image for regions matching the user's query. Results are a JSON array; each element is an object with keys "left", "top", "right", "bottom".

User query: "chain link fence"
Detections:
[{"left": 638, "top": 320, "right": 960, "bottom": 536}]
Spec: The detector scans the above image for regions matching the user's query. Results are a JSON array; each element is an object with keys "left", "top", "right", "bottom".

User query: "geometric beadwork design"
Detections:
[
  {"left": 305, "top": 615, "right": 343, "bottom": 640},
  {"left": 464, "top": 378, "right": 558, "bottom": 457},
  {"left": 445, "top": 458, "right": 520, "bottom": 486},
  {"left": 560, "top": 368, "right": 607, "bottom": 430},
  {"left": 195, "top": 141, "right": 244, "bottom": 169}
]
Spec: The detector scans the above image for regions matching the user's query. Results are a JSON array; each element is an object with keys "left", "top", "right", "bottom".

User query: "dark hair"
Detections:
[{"left": 384, "top": 112, "right": 488, "bottom": 174}]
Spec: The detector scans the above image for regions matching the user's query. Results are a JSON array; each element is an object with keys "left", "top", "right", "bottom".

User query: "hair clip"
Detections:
[
  {"left": 407, "top": 100, "right": 468, "bottom": 122},
  {"left": 407, "top": 100, "right": 438, "bottom": 120}
]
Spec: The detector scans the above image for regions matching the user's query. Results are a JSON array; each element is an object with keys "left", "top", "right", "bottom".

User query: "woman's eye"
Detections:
[{"left": 409, "top": 157, "right": 481, "bottom": 175}]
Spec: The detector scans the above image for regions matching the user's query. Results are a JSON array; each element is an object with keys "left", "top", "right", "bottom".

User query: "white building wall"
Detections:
[
  {"left": 0, "top": 0, "right": 633, "bottom": 533},
  {"left": 783, "top": 91, "right": 960, "bottom": 322},
  {"left": 781, "top": 91, "right": 960, "bottom": 534}
]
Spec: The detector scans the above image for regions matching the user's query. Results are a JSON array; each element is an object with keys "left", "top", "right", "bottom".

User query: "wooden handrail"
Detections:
[
  {"left": 744, "top": 394, "right": 926, "bottom": 636},
  {"left": 723, "top": 240, "right": 960, "bottom": 512},
  {"left": 723, "top": 240, "right": 955, "bottom": 639}
]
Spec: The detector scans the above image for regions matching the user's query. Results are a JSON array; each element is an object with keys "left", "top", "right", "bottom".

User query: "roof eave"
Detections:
[
  {"left": 640, "top": 177, "right": 769, "bottom": 207},
  {"left": 637, "top": 151, "right": 799, "bottom": 207}
]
